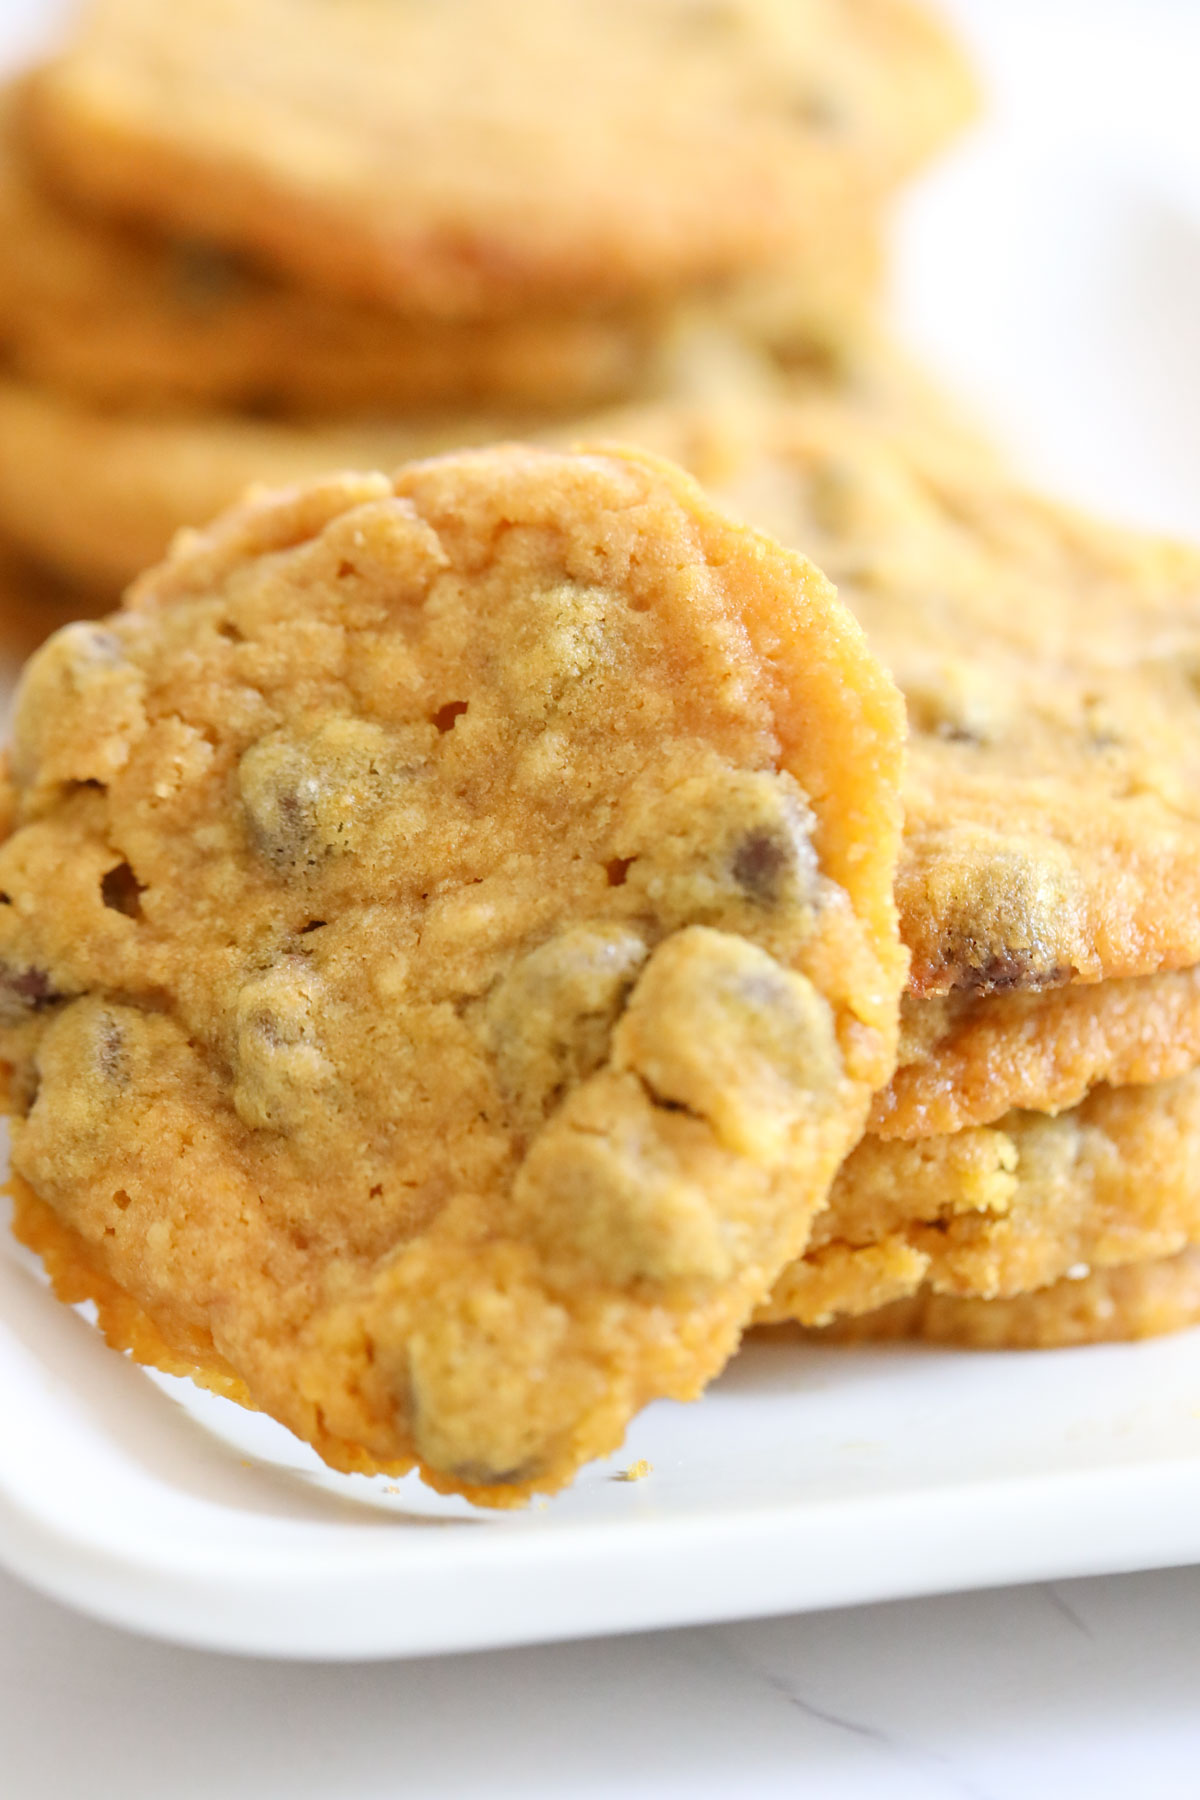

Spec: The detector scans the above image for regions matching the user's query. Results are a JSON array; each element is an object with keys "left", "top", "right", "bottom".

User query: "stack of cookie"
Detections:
[
  {"left": 5, "top": 0, "right": 1200, "bottom": 1510},
  {"left": 583, "top": 380, "right": 1200, "bottom": 1350},
  {"left": 0, "top": 0, "right": 973, "bottom": 604}
]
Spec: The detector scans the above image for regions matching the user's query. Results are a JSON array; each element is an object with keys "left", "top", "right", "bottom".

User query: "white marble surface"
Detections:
[
  {"left": 4, "top": 1, "right": 1200, "bottom": 1792},
  {"left": 4, "top": 1557, "right": 1200, "bottom": 1800}
]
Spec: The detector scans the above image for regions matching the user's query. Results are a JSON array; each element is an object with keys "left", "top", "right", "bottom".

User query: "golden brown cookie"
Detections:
[
  {"left": 0, "top": 444, "right": 905, "bottom": 1504},
  {"left": 0, "top": 89, "right": 878, "bottom": 417},
  {"left": 23, "top": 0, "right": 972, "bottom": 317},
  {"left": 757, "top": 1071, "right": 1200, "bottom": 1327},
  {"left": 804, "top": 1246, "right": 1200, "bottom": 1349},
  {"left": 578, "top": 385, "right": 1200, "bottom": 1002},
  {"left": 0, "top": 378, "right": 526, "bottom": 597},
  {"left": 873, "top": 965, "right": 1200, "bottom": 1139}
]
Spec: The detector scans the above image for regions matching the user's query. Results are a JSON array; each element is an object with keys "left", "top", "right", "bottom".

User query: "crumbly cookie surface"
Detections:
[
  {"left": 0, "top": 444, "right": 904, "bottom": 1503},
  {"left": 582, "top": 386, "right": 1200, "bottom": 998},
  {"left": 757, "top": 1071, "right": 1200, "bottom": 1327},
  {"left": 24, "top": 0, "right": 972, "bottom": 316},
  {"left": 804, "top": 1245, "right": 1200, "bottom": 1349}
]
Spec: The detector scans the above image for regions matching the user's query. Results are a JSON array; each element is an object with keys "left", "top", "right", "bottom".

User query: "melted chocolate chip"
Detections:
[
  {"left": 941, "top": 947, "right": 1074, "bottom": 997},
  {"left": 731, "top": 829, "right": 790, "bottom": 904},
  {"left": 432, "top": 701, "right": 469, "bottom": 733},
  {"left": 4, "top": 967, "right": 57, "bottom": 1009}
]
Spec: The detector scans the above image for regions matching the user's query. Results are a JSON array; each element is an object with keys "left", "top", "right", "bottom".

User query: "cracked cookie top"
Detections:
[
  {"left": 0, "top": 443, "right": 904, "bottom": 1503},
  {"left": 23, "top": 0, "right": 973, "bottom": 317}
]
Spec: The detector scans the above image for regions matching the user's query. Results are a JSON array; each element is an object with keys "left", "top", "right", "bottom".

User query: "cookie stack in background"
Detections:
[
  {"left": 0, "top": 0, "right": 973, "bottom": 603},
  {"left": 566, "top": 380, "right": 1200, "bottom": 1350}
]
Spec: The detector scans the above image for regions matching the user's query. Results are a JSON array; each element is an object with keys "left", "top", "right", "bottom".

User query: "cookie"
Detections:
[
  {"left": 23, "top": 0, "right": 972, "bottom": 317},
  {"left": 0, "top": 541, "right": 91, "bottom": 672},
  {"left": 874, "top": 964, "right": 1200, "bottom": 1139},
  {"left": 0, "top": 89, "right": 878, "bottom": 417},
  {"left": 804, "top": 1246, "right": 1200, "bottom": 1349},
  {"left": 756, "top": 1071, "right": 1200, "bottom": 1327},
  {"left": 579, "top": 385, "right": 1200, "bottom": 1000},
  {"left": 0, "top": 444, "right": 905, "bottom": 1504},
  {"left": 0, "top": 377, "right": 525, "bottom": 595}
]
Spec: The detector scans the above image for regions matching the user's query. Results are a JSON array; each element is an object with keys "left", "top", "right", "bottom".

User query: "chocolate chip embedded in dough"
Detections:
[
  {"left": 0, "top": 963, "right": 62, "bottom": 1026},
  {"left": 731, "top": 828, "right": 792, "bottom": 904},
  {"left": 232, "top": 959, "right": 334, "bottom": 1132},
  {"left": 12, "top": 621, "right": 147, "bottom": 794},
  {"left": 621, "top": 766, "right": 820, "bottom": 940},
  {"left": 237, "top": 715, "right": 420, "bottom": 874},
  {"left": 484, "top": 922, "right": 648, "bottom": 1132}
]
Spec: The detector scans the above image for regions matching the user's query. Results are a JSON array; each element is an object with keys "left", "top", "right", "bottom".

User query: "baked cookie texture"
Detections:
[
  {"left": 0, "top": 376, "right": 530, "bottom": 595},
  {"left": 0, "top": 93, "right": 878, "bottom": 419},
  {"left": 23, "top": 0, "right": 973, "bottom": 318},
  {"left": 758, "top": 1070, "right": 1200, "bottom": 1326},
  {"left": 803, "top": 1246, "right": 1200, "bottom": 1349},
  {"left": 0, "top": 444, "right": 906, "bottom": 1503},
  {"left": 876, "top": 964, "right": 1200, "bottom": 1139},
  {"left": 574, "top": 384, "right": 1200, "bottom": 1036}
]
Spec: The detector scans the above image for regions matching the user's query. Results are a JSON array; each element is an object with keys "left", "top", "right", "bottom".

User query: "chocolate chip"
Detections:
[
  {"left": 790, "top": 88, "right": 848, "bottom": 132},
  {"left": 432, "top": 701, "right": 469, "bottom": 733},
  {"left": 439, "top": 1456, "right": 541, "bottom": 1488},
  {"left": 5, "top": 967, "right": 56, "bottom": 1008},
  {"left": 731, "top": 829, "right": 790, "bottom": 904},
  {"left": 484, "top": 923, "right": 648, "bottom": 1131},
  {"left": 941, "top": 947, "right": 1074, "bottom": 996},
  {"left": 238, "top": 719, "right": 402, "bottom": 875},
  {"left": 0, "top": 964, "right": 63, "bottom": 1030}
]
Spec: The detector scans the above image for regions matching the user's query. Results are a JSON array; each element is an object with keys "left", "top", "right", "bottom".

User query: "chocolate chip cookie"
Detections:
[
  {"left": 24, "top": 0, "right": 972, "bottom": 317},
  {"left": 579, "top": 381, "right": 1200, "bottom": 1044},
  {"left": 875, "top": 965, "right": 1200, "bottom": 1139},
  {"left": 806, "top": 1245, "right": 1200, "bottom": 1349},
  {"left": 758, "top": 1070, "right": 1200, "bottom": 1327},
  {"left": 0, "top": 85, "right": 882, "bottom": 419},
  {"left": 0, "top": 443, "right": 905, "bottom": 1503}
]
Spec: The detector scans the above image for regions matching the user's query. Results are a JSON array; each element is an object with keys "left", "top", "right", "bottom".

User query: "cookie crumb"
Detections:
[{"left": 615, "top": 1459, "right": 653, "bottom": 1482}]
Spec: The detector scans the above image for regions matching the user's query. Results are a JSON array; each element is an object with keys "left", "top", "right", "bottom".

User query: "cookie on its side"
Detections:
[
  {"left": 0, "top": 377, "right": 536, "bottom": 595},
  {"left": 23, "top": 0, "right": 973, "bottom": 316},
  {"left": 0, "top": 444, "right": 905, "bottom": 1504},
  {"left": 800, "top": 1246, "right": 1200, "bottom": 1349},
  {"left": 574, "top": 385, "right": 1200, "bottom": 1064},
  {"left": 757, "top": 1070, "right": 1200, "bottom": 1326},
  {"left": 874, "top": 965, "right": 1200, "bottom": 1140}
]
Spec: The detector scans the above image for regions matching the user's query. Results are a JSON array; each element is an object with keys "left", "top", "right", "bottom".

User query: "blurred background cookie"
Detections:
[{"left": 22, "top": 0, "right": 974, "bottom": 315}]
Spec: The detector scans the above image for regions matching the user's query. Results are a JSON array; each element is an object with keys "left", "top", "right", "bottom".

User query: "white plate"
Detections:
[{"left": 5, "top": 0, "right": 1200, "bottom": 1663}]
